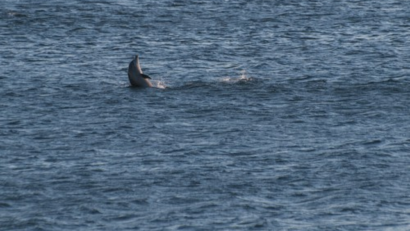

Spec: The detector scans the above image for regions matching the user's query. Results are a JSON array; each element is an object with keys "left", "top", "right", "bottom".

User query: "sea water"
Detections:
[{"left": 1, "top": 0, "right": 410, "bottom": 230}]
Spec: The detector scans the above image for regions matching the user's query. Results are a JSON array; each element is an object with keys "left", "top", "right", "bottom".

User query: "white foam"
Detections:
[
  {"left": 152, "top": 79, "right": 167, "bottom": 89},
  {"left": 220, "top": 70, "right": 252, "bottom": 83}
]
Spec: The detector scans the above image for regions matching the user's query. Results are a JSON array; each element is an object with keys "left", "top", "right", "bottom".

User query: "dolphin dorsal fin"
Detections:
[{"left": 135, "top": 55, "right": 143, "bottom": 74}]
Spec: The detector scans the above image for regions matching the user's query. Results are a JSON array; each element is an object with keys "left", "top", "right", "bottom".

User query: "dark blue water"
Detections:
[{"left": 2, "top": 0, "right": 410, "bottom": 230}]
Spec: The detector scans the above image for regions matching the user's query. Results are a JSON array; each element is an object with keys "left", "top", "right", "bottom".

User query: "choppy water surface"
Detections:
[{"left": 2, "top": 0, "right": 410, "bottom": 230}]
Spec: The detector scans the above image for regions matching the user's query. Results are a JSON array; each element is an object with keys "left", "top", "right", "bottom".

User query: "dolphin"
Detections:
[{"left": 128, "top": 55, "right": 153, "bottom": 88}]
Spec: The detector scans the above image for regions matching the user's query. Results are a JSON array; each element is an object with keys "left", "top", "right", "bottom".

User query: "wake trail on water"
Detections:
[
  {"left": 121, "top": 69, "right": 269, "bottom": 91},
  {"left": 166, "top": 69, "right": 262, "bottom": 91}
]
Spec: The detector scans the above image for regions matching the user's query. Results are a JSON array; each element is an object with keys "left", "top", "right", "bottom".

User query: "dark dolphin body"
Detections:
[{"left": 128, "top": 55, "right": 153, "bottom": 88}]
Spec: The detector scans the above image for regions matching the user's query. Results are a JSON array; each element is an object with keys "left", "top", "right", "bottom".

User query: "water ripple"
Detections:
[{"left": 2, "top": 0, "right": 410, "bottom": 230}]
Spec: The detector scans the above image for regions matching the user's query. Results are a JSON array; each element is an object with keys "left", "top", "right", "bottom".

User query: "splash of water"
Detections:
[
  {"left": 220, "top": 70, "right": 252, "bottom": 83},
  {"left": 152, "top": 79, "right": 167, "bottom": 89},
  {"left": 239, "top": 70, "right": 248, "bottom": 80}
]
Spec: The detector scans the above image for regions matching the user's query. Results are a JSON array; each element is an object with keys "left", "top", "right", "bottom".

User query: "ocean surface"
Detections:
[{"left": 1, "top": 0, "right": 410, "bottom": 230}]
